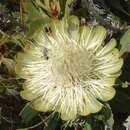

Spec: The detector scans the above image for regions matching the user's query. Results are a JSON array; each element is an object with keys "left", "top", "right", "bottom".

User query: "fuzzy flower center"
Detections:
[{"left": 47, "top": 44, "right": 98, "bottom": 87}]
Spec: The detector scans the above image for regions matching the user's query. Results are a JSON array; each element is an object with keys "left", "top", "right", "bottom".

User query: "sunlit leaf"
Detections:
[{"left": 119, "top": 29, "right": 130, "bottom": 56}]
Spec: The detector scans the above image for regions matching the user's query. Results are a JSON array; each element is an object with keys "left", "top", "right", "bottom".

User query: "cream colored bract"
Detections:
[{"left": 15, "top": 16, "right": 123, "bottom": 121}]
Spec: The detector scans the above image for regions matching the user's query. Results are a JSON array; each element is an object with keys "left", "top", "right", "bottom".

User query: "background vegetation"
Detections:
[{"left": 1, "top": 0, "right": 130, "bottom": 130}]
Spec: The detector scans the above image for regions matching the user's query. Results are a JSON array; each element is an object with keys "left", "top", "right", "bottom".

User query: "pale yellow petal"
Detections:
[
  {"left": 84, "top": 92, "right": 103, "bottom": 113},
  {"left": 32, "top": 98, "right": 52, "bottom": 112},
  {"left": 85, "top": 26, "right": 106, "bottom": 50},
  {"left": 89, "top": 80, "right": 116, "bottom": 101},
  {"left": 100, "top": 59, "right": 123, "bottom": 74},
  {"left": 20, "top": 90, "right": 38, "bottom": 101},
  {"left": 97, "top": 38, "right": 117, "bottom": 57},
  {"left": 59, "top": 88, "right": 77, "bottom": 120},
  {"left": 67, "top": 15, "right": 79, "bottom": 41}
]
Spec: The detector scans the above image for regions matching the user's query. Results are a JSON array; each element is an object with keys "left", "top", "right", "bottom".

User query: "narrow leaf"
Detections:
[
  {"left": 44, "top": 113, "right": 59, "bottom": 130},
  {"left": 20, "top": 103, "right": 38, "bottom": 123},
  {"left": 64, "top": 0, "right": 74, "bottom": 17}
]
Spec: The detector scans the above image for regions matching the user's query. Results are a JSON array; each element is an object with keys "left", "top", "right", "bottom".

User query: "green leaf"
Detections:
[
  {"left": 59, "top": 0, "right": 67, "bottom": 16},
  {"left": 105, "top": 115, "right": 114, "bottom": 130},
  {"left": 59, "top": 0, "right": 74, "bottom": 17},
  {"left": 83, "top": 116, "right": 93, "bottom": 130},
  {"left": 122, "top": 81, "right": 129, "bottom": 88},
  {"left": 83, "top": 121, "right": 92, "bottom": 130},
  {"left": 10, "top": 33, "right": 27, "bottom": 48},
  {"left": 64, "top": 0, "right": 74, "bottom": 17},
  {"left": 103, "top": 104, "right": 114, "bottom": 130},
  {"left": 20, "top": 103, "right": 38, "bottom": 123},
  {"left": 44, "top": 113, "right": 59, "bottom": 130},
  {"left": 25, "top": 0, "right": 41, "bottom": 23},
  {"left": 94, "top": 104, "right": 114, "bottom": 130},
  {"left": 95, "top": 104, "right": 112, "bottom": 122},
  {"left": 25, "top": 0, "right": 48, "bottom": 26},
  {"left": 116, "top": 79, "right": 129, "bottom": 88},
  {"left": 28, "top": 18, "right": 51, "bottom": 36},
  {"left": 102, "top": 104, "right": 112, "bottom": 121},
  {"left": 119, "top": 29, "right": 130, "bottom": 55}
]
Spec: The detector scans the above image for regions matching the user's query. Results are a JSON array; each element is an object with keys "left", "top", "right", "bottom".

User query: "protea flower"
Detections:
[{"left": 15, "top": 16, "right": 123, "bottom": 121}]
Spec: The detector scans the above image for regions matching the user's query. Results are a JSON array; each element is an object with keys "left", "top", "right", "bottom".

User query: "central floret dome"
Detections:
[{"left": 50, "top": 43, "right": 97, "bottom": 87}]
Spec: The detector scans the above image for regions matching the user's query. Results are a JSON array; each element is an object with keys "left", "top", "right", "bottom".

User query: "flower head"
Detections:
[{"left": 16, "top": 16, "right": 123, "bottom": 121}]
